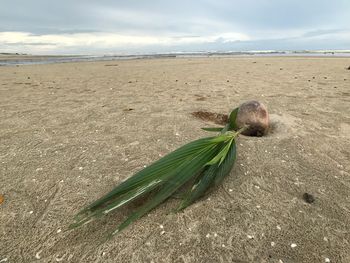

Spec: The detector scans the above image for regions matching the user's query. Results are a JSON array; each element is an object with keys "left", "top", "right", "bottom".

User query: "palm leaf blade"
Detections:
[
  {"left": 178, "top": 137, "right": 236, "bottom": 210},
  {"left": 228, "top": 107, "right": 239, "bottom": 130},
  {"left": 112, "top": 144, "right": 222, "bottom": 235},
  {"left": 76, "top": 136, "right": 225, "bottom": 216},
  {"left": 70, "top": 178, "right": 162, "bottom": 229},
  {"left": 177, "top": 163, "right": 219, "bottom": 210},
  {"left": 201, "top": 127, "right": 224, "bottom": 132},
  {"left": 214, "top": 139, "right": 237, "bottom": 186}
]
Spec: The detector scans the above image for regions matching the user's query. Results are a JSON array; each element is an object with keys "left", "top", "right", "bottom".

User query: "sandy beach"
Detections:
[{"left": 1, "top": 57, "right": 350, "bottom": 262}]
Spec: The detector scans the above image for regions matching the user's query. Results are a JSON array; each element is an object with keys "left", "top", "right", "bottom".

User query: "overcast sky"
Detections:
[{"left": 1, "top": 0, "right": 349, "bottom": 55}]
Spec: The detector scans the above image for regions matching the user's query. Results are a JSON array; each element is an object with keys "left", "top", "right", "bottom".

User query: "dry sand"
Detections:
[{"left": 1, "top": 57, "right": 350, "bottom": 262}]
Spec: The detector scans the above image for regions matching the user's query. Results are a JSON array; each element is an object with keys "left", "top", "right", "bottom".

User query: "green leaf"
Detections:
[
  {"left": 201, "top": 127, "right": 224, "bottom": 132},
  {"left": 228, "top": 107, "right": 239, "bottom": 131},
  {"left": 70, "top": 178, "right": 162, "bottom": 229},
  {"left": 206, "top": 137, "right": 234, "bottom": 165},
  {"left": 178, "top": 138, "right": 237, "bottom": 211},
  {"left": 214, "top": 139, "right": 237, "bottom": 186},
  {"left": 220, "top": 123, "right": 230, "bottom": 134},
  {"left": 75, "top": 136, "right": 223, "bottom": 217},
  {"left": 111, "top": 143, "right": 222, "bottom": 235},
  {"left": 72, "top": 135, "right": 232, "bottom": 228},
  {"left": 177, "top": 164, "right": 219, "bottom": 210}
]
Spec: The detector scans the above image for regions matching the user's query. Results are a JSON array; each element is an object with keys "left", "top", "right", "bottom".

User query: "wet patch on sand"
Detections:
[{"left": 191, "top": 111, "right": 228, "bottom": 125}]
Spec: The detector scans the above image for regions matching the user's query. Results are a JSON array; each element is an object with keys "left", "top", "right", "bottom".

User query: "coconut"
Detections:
[{"left": 235, "top": 100, "right": 269, "bottom": 136}]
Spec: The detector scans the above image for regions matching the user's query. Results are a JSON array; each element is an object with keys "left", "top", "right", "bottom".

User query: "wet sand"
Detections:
[{"left": 1, "top": 57, "right": 350, "bottom": 262}]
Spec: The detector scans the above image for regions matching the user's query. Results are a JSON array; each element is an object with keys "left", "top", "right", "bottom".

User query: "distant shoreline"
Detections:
[{"left": 1, "top": 51, "right": 350, "bottom": 66}]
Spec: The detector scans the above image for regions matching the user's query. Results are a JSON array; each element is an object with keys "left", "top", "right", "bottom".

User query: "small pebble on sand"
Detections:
[
  {"left": 55, "top": 255, "right": 65, "bottom": 262},
  {"left": 35, "top": 251, "right": 42, "bottom": 259},
  {"left": 325, "top": 258, "right": 330, "bottom": 262},
  {"left": 271, "top": 242, "right": 275, "bottom": 247},
  {"left": 291, "top": 243, "right": 297, "bottom": 248}
]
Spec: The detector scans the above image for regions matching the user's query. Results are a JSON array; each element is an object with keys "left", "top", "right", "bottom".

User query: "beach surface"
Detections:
[{"left": 1, "top": 57, "right": 350, "bottom": 262}]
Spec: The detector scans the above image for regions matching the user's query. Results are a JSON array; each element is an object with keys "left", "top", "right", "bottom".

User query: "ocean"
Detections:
[{"left": 1, "top": 51, "right": 350, "bottom": 66}]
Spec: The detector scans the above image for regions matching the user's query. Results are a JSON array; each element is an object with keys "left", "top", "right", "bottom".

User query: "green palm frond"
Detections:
[
  {"left": 177, "top": 163, "right": 219, "bottom": 211},
  {"left": 113, "top": 143, "right": 223, "bottom": 235},
  {"left": 70, "top": 107, "right": 245, "bottom": 236},
  {"left": 177, "top": 137, "right": 237, "bottom": 211},
  {"left": 213, "top": 139, "right": 237, "bottom": 186}
]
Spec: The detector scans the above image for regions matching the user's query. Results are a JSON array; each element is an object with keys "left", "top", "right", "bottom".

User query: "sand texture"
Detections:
[{"left": 1, "top": 57, "right": 350, "bottom": 262}]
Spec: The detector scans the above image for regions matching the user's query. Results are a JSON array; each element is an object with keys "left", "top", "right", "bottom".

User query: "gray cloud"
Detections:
[{"left": 0, "top": 0, "right": 349, "bottom": 54}]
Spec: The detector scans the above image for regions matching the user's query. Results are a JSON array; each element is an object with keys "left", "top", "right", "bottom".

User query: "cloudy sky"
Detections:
[{"left": 1, "top": 0, "right": 349, "bottom": 55}]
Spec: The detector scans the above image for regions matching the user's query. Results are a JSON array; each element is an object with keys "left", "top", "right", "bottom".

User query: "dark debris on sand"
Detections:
[
  {"left": 191, "top": 111, "right": 228, "bottom": 125},
  {"left": 302, "top": 192, "right": 315, "bottom": 204}
]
